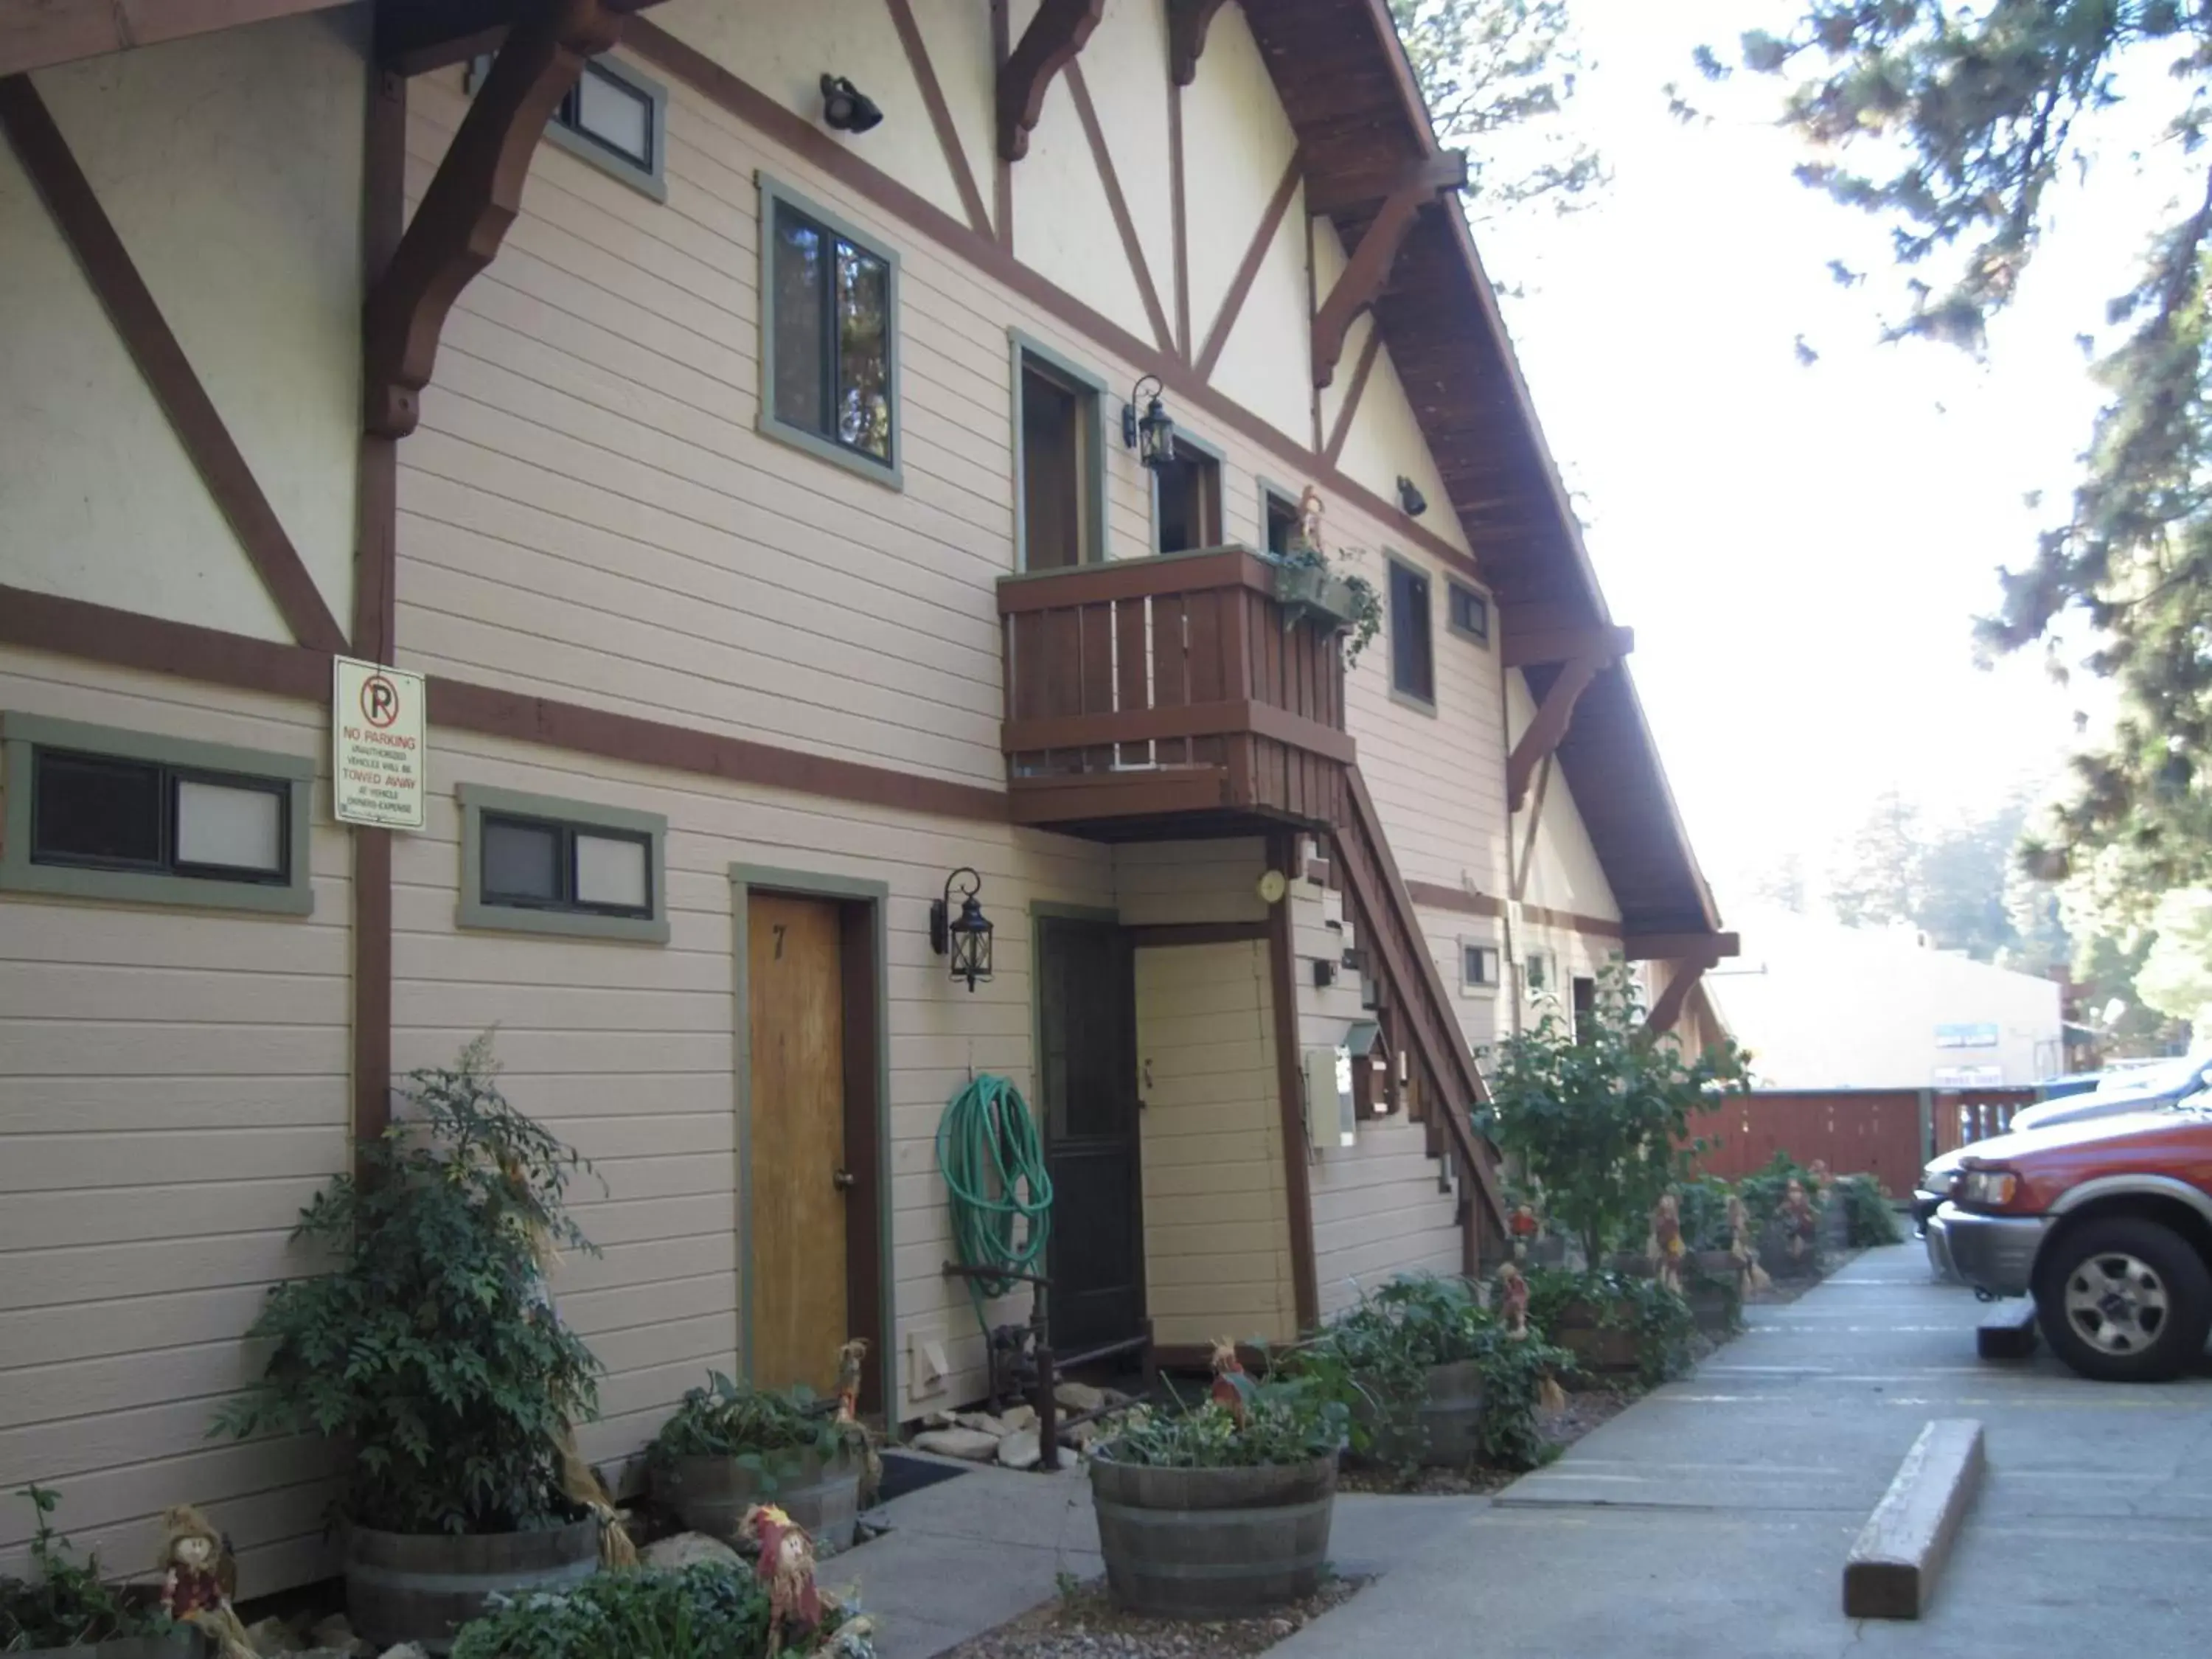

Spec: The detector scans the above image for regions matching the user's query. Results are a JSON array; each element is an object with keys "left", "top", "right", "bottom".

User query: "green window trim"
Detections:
[
  {"left": 1384, "top": 550, "right": 1438, "bottom": 715},
  {"left": 457, "top": 782, "right": 670, "bottom": 943},
  {"left": 0, "top": 712, "right": 315, "bottom": 917},
  {"left": 1150, "top": 424, "right": 1225, "bottom": 554},
  {"left": 1445, "top": 577, "right": 1492, "bottom": 647},
  {"left": 1009, "top": 329, "right": 1110, "bottom": 571},
  {"left": 757, "top": 172, "right": 903, "bottom": 490},
  {"left": 468, "top": 52, "right": 670, "bottom": 203}
]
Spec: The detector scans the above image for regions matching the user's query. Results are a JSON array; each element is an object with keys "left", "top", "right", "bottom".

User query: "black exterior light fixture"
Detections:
[
  {"left": 1397, "top": 475, "right": 1428, "bottom": 518},
  {"left": 821, "top": 74, "right": 883, "bottom": 133},
  {"left": 931, "top": 867, "right": 994, "bottom": 992},
  {"left": 1122, "top": 375, "right": 1177, "bottom": 469}
]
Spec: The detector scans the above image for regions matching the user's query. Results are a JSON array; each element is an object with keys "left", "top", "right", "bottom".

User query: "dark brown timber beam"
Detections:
[
  {"left": 1506, "top": 652, "right": 1607, "bottom": 813},
  {"left": 1644, "top": 950, "right": 1724, "bottom": 1040},
  {"left": 1166, "top": 0, "right": 1230, "bottom": 86},
  {"left": 1310, "top": 151, "right": 1467, "bottom": 389},
  {"left": 363, "top": 0, "right": 620, "bottom": 438},
  {"left": 997, "top": 0, "right": 1101, "bottom": 161},
  {"left": 1503, "top": 623, "right": 1635, "bottom": 670},
  {"left": 1624, "top": 932, "right": 1741, "bottom": 962}
]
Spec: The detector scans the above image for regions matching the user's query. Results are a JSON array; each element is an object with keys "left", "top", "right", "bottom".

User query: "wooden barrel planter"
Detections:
[
  {"left": 16, "top": 1638, "right": 201, "bottom": 1658},
  {"left": 1686, "top": 1251, "right": 1742, "bottom": 1335},
  {"left": 345, "top": 1517, "right": 599, "bottom": 1654},
  {"left": 1354, "top": 1359, "right": 1486, "bottom": 1467},
  {"left": 1548, "top": 1300, "right": 1642, "bottom": 1381},
  {"left": 652, "top": 1445, "right": 863, "bottom": 1551},
  {"left": 1090, "top": 1454, "right": 1336, "bottom": 1618}
]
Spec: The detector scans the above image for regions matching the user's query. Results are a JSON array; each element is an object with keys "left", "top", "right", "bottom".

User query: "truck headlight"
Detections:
[{"left": 1959, "top": 1169, "right": 2020, "bottom": 1208}]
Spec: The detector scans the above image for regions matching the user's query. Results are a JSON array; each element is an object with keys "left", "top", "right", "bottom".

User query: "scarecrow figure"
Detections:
[
  {"left": 1495, "top": 1263, "right": 1531, "bottom": 1339},
  {"left": 832, "top": 1337, "right": 884, "bottom": 1506},
  {"left": 1209, "top": 1337, "right": 1249, "bottom": 1425},
  {"left": 1727, "top": 1193, "right": 1771, "bottom": 1299},
  {"left": 1509, "top": 1201, "right": 1542, "bottom": 1262},
  {"left": 743, "top": 1503, "right": 821, "bottom": 1657},
  {"left": 157, "top": 1506, "right": 255, "bottom": 1659},
  {"left": 1781, "top": 1177, "right": 1818, "bottom": 1264},
  {"left": 1648, "top": 1192, "right": 1686, "bottom": 1295}
]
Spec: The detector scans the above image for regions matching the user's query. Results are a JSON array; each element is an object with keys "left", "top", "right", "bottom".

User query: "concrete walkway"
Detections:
[
  {"left": 838, "top": 1453, "right": 1489, "bottom": 1658},
  {"left": 1273, "top": 1245, "right": 2212, "bottom": 1658}
]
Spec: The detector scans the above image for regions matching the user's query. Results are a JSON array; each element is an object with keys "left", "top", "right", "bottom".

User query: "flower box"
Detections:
[{"left": 1271, "top": 561, "right": 1358, "bottom": 633}]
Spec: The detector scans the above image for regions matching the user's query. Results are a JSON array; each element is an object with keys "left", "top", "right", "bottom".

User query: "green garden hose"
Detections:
[{"left": 935, "top": 1074, "right": 1054, "bottom": 1335}]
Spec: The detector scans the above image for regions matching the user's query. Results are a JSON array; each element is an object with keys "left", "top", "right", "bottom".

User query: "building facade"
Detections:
[{"left": 0, "top": 0, "right": 1732, "bottom": 1594}]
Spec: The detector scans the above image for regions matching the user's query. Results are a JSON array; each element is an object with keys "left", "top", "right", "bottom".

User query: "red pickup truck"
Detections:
[{"left": 1930, "top": 1106, "right": 2212, "bottom": 1381}]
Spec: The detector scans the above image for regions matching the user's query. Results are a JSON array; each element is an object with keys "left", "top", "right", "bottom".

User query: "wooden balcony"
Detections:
[{"left": 998, "top": 548, "right": 1353, "bottom": 838}]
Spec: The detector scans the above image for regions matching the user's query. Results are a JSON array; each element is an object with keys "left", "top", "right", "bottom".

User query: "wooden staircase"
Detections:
[{"left": 1329, "top": 765, "right": 1509, "bottom": 1272}]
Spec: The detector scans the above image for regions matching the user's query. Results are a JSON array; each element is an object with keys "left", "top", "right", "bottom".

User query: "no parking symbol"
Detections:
[{"left": 333, "top": 656, "right": 426, "bottom": 830}]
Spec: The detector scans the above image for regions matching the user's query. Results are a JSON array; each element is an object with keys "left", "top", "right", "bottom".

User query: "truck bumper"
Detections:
[
  {"left": 1933, "top": 1203, "right": 2048, "bottom": 1298},
  {"left": 1923, "top": 1211, "right": 1958, "bottom": 1282}
]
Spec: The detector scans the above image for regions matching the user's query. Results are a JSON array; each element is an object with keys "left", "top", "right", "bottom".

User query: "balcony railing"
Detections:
[{"left": 997, "top": 548, "right": 1352, "bottom": 834}]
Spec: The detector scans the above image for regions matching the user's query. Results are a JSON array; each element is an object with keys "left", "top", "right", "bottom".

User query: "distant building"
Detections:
[{"left": 1707, "top": 908, "right": 2063, "bottom": 1088}]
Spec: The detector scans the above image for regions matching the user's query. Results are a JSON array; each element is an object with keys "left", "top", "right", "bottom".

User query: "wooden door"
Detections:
[
  {"left": 747, "top": 893, "right": 849, "bottom": 1396},
  {"left": 1038, "top": 916, "right": 1143, "bottom": 1356}
]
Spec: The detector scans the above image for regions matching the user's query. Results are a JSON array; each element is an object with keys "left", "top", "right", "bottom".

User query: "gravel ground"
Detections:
[{"left": 939, "top": 1574, "right": 1367, "bottom": 1659}]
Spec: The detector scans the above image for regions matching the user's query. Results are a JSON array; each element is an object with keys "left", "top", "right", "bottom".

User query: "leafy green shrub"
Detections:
[
  {"left": 1284, "top": 1275, "right": 1566, "bottom": 1472},
  {"left": 1834, "top": 1173, "right": 1905, "bottom": 1247},
  {"left": 1478, "top": 965, "right": 1749, "bottom": 1265},
  {"left": 1523, "top": 1267, "right": 1697, "bottom": 1391},
  {"left": 1736, "top": 1151, "right": 1819, "bottom": 1229},
  {"left": 650, "top": 1373, "right": 863, "bottom": 1489},
  {"left": 215, "top": 1038, "right": 603, "bottom": 1535},
  {"left": 450, "top": 1561, "right": 861, "bottom": 1659},
  {"left": 1674, "top": 1178, "right": 1737, "bottom": 1253},
  {"left": 1096, "top": 1371, "right": 1347, "bottom": 1469},
  {"left": 1, "top": 1485, "right": 178, "bottom": 1650}
]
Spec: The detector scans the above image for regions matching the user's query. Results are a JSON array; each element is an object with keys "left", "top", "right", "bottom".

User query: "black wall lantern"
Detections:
[
  {"left": 1121, "top": 375, "right": 1177, "bottom": 469},
  {"left": 821, "top": 74, "right": 883, "bottom": 133},
  {"left": 931, "top": 867, "right": 994, "bottom": 992},
  {"left": 1397, "top": 475, "right": 1428, "bottom": 518}
]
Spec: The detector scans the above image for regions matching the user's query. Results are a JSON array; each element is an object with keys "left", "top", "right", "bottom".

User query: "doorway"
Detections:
[
  {"left": 736, "top": 871, "right": 888, "bottom": 1415},
  {"left": 1035, "top": 912, "right": 1144, "bottom": 1356}
]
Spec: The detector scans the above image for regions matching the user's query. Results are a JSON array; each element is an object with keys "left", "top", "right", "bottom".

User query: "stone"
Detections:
[
  {"left": 922, "top": 1409, "right": 956, "bottom": 1428},
  {"left": 1054, "top": 1380, "right": 1105, "bottom": 1413},
  {"left": 642, "top": 1531, "right": 742, "bottom": 1569},
  {"left": 997, "top": 1427, "right": 1041, "bottom": 1470},
  {"left": 999, "top": 1403, "right": 1037, "bottom": 1431},
  {"left": 1062, "top": 1419, "right": 1103, "bottom": 1448},
  {"left": 375, "top": 1647, "right": 430, "bottom": 1659},
  {"left": 312, "top": 1615, "right": 372, "bottom": 1657},
  {"left": 911, "top": 1427, "right": 1003, "bottom": 1461},
  {"left": 951, "top": 1410, "right": 1007, "bottom": 1436}
]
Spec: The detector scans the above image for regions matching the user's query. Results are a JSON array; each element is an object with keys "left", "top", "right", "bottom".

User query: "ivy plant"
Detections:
[
  {"left": 1, "top": 1485, "right": 178, "bottom": 1650},
  {"left": 1523, "top": 1267, "right": 1697, "bottom": 1391},
  {"left": 451, "top": 1560, "right": 860, "bottom": 1659},
  {"left": 1476, "top": 964, "right": 1749, "bottom": 1267},
  {"left": 649, "top": 1373, "right": 864, "bottom": 1491},
  {"left": 1833, "top": 1174, "right": 1905, "bottom": 1248},
  {"left": 1095, "top": 1369, "right": 1349, "bottom": 1470},
  {"left": 214, "top": 1037, "right": 605, "bottom": 1536}
]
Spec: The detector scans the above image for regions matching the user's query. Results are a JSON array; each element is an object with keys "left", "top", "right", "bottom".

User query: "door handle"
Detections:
[{"left": 832, "top": 1168, "right": 857, "bottom": 1192}]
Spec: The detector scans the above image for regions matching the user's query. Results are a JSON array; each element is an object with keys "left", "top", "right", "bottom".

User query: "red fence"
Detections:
[{"left": 1689, "top": 1087, "right": 2042, "bottom": 1198}]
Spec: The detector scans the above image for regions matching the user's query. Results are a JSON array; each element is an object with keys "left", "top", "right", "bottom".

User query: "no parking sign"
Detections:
[{"left": 333, "top": 656, "right": 425, "bottom": 829}]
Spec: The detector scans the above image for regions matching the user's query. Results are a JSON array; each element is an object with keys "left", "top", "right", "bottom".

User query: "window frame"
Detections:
[
  {"left": 1258, "top": 479, "right": 1303, "bottom": 556},
  {"left": 757, "top": 173, "right": 903, "bottom": 489},
  {"left": 1385, "top": 552, "right": 1437, "bottom": 714},
  {"left": 1150, "top": 425, "right": 1225, "bottom": 554},
  {"left": 1460, "top": 939, "right": 1501, "bottom": 998},
  {"left": 467, "top": 52, "right": 668, "bottom": 201},
  {"left": 0, "top": 712, "right": 314, "bottom": 915},
  {"left": 1445, "top": 579, "right": 1491, "bottom": 647},
  {"left": 1009, "top": 329, "right": 1109, "bottom": 571},
  {"left": 458, "top": 782, "right": 670, "bottom": 944},
  {"left": 1523, "top": 947, "right": 1557, "bottom": 997}
]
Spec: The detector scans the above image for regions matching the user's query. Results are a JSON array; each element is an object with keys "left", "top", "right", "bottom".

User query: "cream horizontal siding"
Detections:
[
  {"left": 0, "top": 648, "right": 349, "bottom": 1599},
  {"left": 393, "top": 728, "right": 1113, "bottom": 1451},
  {"left": 1133, "top": 939, "right": 1296, "bottom": 1349}
]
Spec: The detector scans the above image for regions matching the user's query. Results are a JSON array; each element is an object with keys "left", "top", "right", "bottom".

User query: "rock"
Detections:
[
  {"left": 312, "top": 1615, "right": 372, "bottom": 1657},
  {"left": 1054, "top": 1380, "right": 1105, "bottom": 1413},
  {"left": 641, "top": 1531, "right": 742, "bottom": 1569},
  {"left": 999, "top": 1404, "right": 1037, "bottom": 1431},
  {"left": 912, "top": 1427, "right": 1003, "bottom": 1461},
  {"left": 997, "top": 1428, "right": 1041, "bottom": 1470},
  {"left": 1062, "top": 1419, "right": 1103, "bottom": 1448},
  {"left": 375, "top": 1647, "right": 430, "bottom": 1659},
  {"left": 922, "top": 1409, "right": 956, "bottom": 1428},
  {"left": 951, "top": 1411, "right": 1007, "bottom": 1436}
]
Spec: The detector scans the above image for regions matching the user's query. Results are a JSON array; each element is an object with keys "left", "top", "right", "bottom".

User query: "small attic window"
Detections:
[
  {"left": 469, "top": 54, "right": 668, "bottom": 201},
  {"left": 1447, "top": 581, "right": 1489, "bottom": 645}
]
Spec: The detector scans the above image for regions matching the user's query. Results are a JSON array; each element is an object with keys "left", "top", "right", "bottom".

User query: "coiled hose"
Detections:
[{"left": 935, "top": 1074, "right": 1054, "bottom": 1335}]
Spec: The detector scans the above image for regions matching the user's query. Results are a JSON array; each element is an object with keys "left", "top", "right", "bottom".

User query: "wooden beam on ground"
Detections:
[
  {"left": 363, "top": 0, "right": 621, "bottom": 438},
  {"left": 0, "top": 0, "right": 349, "bottom": 77},
  {"left": 1506, "top": 652, "right": 1606, "bottom": 812},
  {"left": 1503, "top": 623, "right": 1635, "bottom": 670},
  {"left": 1623, "top": 931, "right": 1740, "bottom": 962},
  {"left": 1166, "top": 0, "right": 1230, "bottom": 86},
  {"left": 1843, "top": 1419, "right": 1986, "bottom": 1619},
  {"left": 996, "top": 0, "right": 1101, "bottom": 162},
  {"left": 1311, "top": 158, "right": 1467, "bottom": 389}
]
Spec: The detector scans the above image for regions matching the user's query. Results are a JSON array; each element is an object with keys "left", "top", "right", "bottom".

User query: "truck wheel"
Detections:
[{"left": 2034, "top": 1217, "right": 2212, "bottom": 1382}]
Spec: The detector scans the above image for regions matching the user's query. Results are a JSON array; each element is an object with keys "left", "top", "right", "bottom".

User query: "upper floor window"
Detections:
[
  {"left": 0, "top": 713, "right": 313, "bottom": 915},
  {"left": 470, "top": 53, "right": 667, "bottom": 201},
  {"left": 1447, "top": 580, "right": 1489, "bottom": 646},
  {"left": 1262, "top": 485, "right": 1301, "bottom": 555},
  {"left": 1154, "top": 435, "right": 1222, "bottom": 554},
  {"left": 459, "top": 783, "right": 669, "bottom": 944},
  {"left": 1388, "top": 556, "right": 1435, "bottom": 708},
  {"left": 1012, "top": 333, "right": 1106, "bottom": 571},
  {"left": 759, "top": 176, "right": 900, "bottom": 485}
]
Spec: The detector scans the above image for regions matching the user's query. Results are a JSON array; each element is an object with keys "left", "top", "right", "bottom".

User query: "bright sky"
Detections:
[{"left": 1471, "top": 0, "right": 2195, "bottom": 911}]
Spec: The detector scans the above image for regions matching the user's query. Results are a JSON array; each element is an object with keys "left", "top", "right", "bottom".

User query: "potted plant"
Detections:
[
  {"left": 1, "top": 1487, "right": 193, "bottom": 1658},
  {"left": 451, "top": 1559, "right": 870, "bottom": 1658},
  {"left": 1263, "top": 493, "right": 1383, "bottom": 664},
  {"left": 1523, "top": 1267, "right": 1696, "bottom": 1390},
  {"left": 648, "top": 1374, "right": 868, "bottom": 1551},
  {"left": 1088, "top": 1357, "right": 1346, "bottom": 1618},
  {"left": 214, "top": 1040, "right": 606, "bottom": 1653},
  {"left": 1287, "top": 1275, "right": 1565, "bottom": 1473}
]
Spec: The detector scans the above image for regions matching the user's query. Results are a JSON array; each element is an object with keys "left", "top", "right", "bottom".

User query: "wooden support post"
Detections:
[
  {"left": 1644, "top": 950, "right": 1722, "bottom": 1041},
  {"left": 1166, "top": 0, "right": 1230, "bottom": 85},
  {"left": 996, "top": 0, "right": 1102, "bottom": 161},
  {"left": 1310, "top": 151, "right": 1467, "bottom": 388},
  {"left": 1506, "top": 653, "right": 1604, "bottom": 813}
]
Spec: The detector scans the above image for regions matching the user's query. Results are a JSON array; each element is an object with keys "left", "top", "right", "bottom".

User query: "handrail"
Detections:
[{"left": 995, "top": 546, "right": 1276, "bottom": 613}]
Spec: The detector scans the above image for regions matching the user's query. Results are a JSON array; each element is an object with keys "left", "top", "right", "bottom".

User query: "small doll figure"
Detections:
[
  {"left": 158, "top": 1507, "right": 254, "bottom": 1659},
  {"left": 1649, "top": 1191, "right": 1686, "bottom": 1295},
  {"left": 743, "top": 1503, "right": 821, "bottom": 1657},
  {"left": 1495, "top": 1263, "right": 1531, "bottom": 1339},
  {"left": 1295, "top": 484, "right": 1326, "bottom": 554},
  {"left": 1726, "top": 1193, "right": 1771, "bottom": 1298},
  {"left": 832, "top": 1337, "right": 884, "bottom": 1505},
  {"left": 1208, "top": 1337, "right": 1249, "bottom": 1425},
  {"left": 1782, "top": 1177, "right": 1818, "bottom": 1262},
  {"left": 1509, "top": 1201, "right": 1542, "bottom": 1262}
]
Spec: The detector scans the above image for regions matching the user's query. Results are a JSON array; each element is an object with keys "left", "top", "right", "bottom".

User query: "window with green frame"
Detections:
[{"left": 762, "top": 180, "right": 897, "bottom": 478}]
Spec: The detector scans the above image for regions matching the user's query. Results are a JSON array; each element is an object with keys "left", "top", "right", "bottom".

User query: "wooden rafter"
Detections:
[
  {"left": 0, "top": 74, "right": 348, "bottom": 653},
  {"left": 1321, "top": 324, "right": 1384, "bottom": 465},
  {"left": 363, "top": 0, "right": 620, "bottom": 439},
  {"left": 1166, "top": 0, "right": 1231, "bottom": 86},
  {"left": 1503, "top": 623, "right": 1635, "bottom": 670},
  {"left": 1506, "top": 653, "right": 1607, "bottom": 813},
  {"left": 1310, "top": 151, "right": 1467, "bottom": 389},
  {"left": 1644, "top": 949, "right": 1725, "bottom": 1040},
  {"left": 1624, "top": 932, "right": 1741, "bottom": 962},
  {"left": 996, "top": 0, "right": 1101, "bottom": 163}
]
